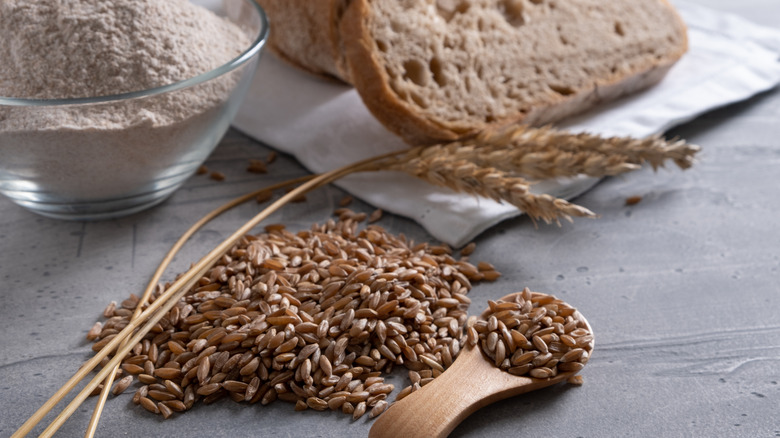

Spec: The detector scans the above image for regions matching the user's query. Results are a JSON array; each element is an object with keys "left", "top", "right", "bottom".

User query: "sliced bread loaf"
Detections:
[
  {"left": 255, "top": 0, "right": 687, "bottom": 145},
  {"left": 340, "top": 0, "right": 687, "bottom": 145}
]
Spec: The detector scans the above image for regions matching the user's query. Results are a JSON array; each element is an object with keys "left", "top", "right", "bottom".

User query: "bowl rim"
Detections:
[{"left": 0, "top": 0, "right": 269, "bottom": 107}]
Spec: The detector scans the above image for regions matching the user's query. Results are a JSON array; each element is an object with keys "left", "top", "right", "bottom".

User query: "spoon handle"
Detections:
[{"left": 368, "top": 345, "right": 534, "bottom": 438}]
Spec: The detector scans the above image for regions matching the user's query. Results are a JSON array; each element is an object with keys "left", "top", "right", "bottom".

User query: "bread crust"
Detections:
[
  {"left": 256, "top": 0, "right": 350, "bottom": 82},
  {"left": 340, "top": 0, "right": 461, "bottom": 144},
  {"left": 341, "top": 0, "right": 689, "bottom": 146}
]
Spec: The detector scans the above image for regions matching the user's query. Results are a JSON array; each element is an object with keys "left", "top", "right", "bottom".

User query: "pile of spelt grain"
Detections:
[
  {"left": 89, "top": 211, "right": 498, "bottom": 420},
  {"left": 467, "top": 288, "right": 592, "bottom": 378}
]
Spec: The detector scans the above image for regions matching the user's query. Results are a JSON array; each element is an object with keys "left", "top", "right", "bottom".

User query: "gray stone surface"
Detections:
[{"left": 2, "top": 3, "right": 779, "bottom": 437}]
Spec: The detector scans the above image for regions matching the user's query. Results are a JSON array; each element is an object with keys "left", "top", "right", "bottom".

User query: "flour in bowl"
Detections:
[
  {"left": 0, "top": 0, "right": 255, "bottom": 209},
  {"left": 1, "top": 0, "right": 249, "bottom": 99}
]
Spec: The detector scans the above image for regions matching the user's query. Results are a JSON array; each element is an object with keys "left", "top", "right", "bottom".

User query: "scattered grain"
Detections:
[
  {"left": 255, "top": 189, "right": 273, "bottom": 204},
  {"left": 122, "top": 364, "right": 144, "bottom": 375},
  {"left": 86, "top": 321, "right": 103, "bottom": 341},
  {"left": 89, "top": 384, "right": 104, "bottom": 397},
  {"left": 625, "top": 195, "right": 642, "bottom": 206},
  {"left": 112, "top": 376, "right": 133, "bottom": 396},
  {"left": 102, "top": 301, "right": 117, "bottom": 318},
  {"left": 368, "top": 209, "right": 383, "bottom": 224},
  {"left": 352, "top": 401, "right": 367, "bottom": 421},
  {"left": 90, "top": 217, "right": 499, "bottom": 421},
  {"left": 158, "top": 402, "right": 174, "bottom": 419},
  {"left": 460, "top": 242, "right": 476, "bottom": 256},
  {"left": 138, "top": 374, "right": 158, "bottom": 385},
  {"left": 369, "top": 400, "right": 388, "bottom": 418},
  {"left": 247, "top": 159, "right": 268, "bottom": 174},
  {"left": 139, "top": 397, "right": 159, "bottom": 414}
]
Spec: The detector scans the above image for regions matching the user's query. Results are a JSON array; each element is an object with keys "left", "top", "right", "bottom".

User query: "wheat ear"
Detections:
[
  {"left": 384, "top": 125, "right": 699, "bottom": 222},
  {"left": 386, "top": 153, "right": 597, "bottom": 224},
  {"left": 408, "top": 142, "right": 641, "bottom": 180},
  {"left": 477, "top": 125, "right": 700, "bottom": 171}
]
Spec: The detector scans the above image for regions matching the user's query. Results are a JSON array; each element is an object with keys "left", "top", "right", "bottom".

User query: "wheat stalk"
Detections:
[{"left": 383, "top": 125, "right": 699, "bottom": 223}]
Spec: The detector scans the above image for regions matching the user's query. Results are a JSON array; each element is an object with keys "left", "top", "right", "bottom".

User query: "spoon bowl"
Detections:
[{"left": 368, "top": 290, "right": 593, "bottom": 438}]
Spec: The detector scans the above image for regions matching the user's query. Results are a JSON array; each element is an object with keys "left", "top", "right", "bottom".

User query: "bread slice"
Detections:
[
  {"left": 255, "top": 0, "right": 350, "bottom": 81},
  {"left": 339, "top": 0, "right": 688, "bottom": 145}
]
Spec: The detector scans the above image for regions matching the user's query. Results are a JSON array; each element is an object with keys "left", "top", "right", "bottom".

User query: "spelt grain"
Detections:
[
  {"left": 139, "top": 397, "right": 159, "bottom": 414},
  {"left": 164, "top": 380, "right": 184, "bottom": 399},
  {"left": 86, "top": 321, "right": 103, "bottom": 341},
  {"left": 138, "top": 374, "right": 158, "bottom": 385},
  {"left": 89, "top": 384, "right": 104, "bottom": 397},
  {"left": 247, "top": 159, "right": 268, "bottom": 174},
  {"left": 90, "top": 217, "right": 499, "bottom": 421},
  {"left": 102, "top": 301, "right": 117, "bottom": 318},
  {"left": 112, "top": 376, "right": 133, "bottom": 396},
  {"left": 368, "top": 209, "right": 383, "bottom": 224},
  {"left": 460, "top": 242, "right": 476, "bottom": 256},
  {"left": 352, "top": 401, "right": 367, "bottom": 420},
  {"left": 625, "top": 195, "right": 642, "bottom": 206},
  {"left": 154, "top": 367, "right": 181, "bottom": 380},
  {"left": 477, "top": 289, "right": 592, "bottom": 379},
  {"left": 122, "top": 364, "right": 144, "bottom": 375},
  {"left": 148, "top": 389, "right": 177, "bottom": 402},
  {"left": 158, "top": 401, "right": 174, "bottom": 419},
  {"left": 369, "top": 400, "right": 388, "bottom": 418}
]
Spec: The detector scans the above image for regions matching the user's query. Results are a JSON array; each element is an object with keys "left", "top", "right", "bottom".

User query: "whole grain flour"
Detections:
[{"left": 0, "top": 0, "right": 252, "bottom": 204}]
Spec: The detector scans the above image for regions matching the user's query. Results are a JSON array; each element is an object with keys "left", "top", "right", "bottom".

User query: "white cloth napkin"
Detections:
[{"left": 233, "top": 1, "right": 780, "bottom": 247}]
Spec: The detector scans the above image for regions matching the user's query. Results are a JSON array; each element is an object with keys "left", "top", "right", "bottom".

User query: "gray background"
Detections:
[{"left": 2, "top": 1, "right": 779, "bottom": 436}]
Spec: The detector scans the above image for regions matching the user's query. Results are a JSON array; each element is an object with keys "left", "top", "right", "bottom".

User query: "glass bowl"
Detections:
[{"left": 0, "top": 0, "right": 268, "bottom": 220}]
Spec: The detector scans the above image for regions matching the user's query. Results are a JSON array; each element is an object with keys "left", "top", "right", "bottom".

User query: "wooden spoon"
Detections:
[{"left": 368, "top": 291, "right": 593, "bottom": 438}]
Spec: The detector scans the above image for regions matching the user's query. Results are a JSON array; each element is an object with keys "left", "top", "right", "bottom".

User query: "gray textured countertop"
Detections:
[{"left": 2, "top": 2, "right": 779, "bottom": 437}]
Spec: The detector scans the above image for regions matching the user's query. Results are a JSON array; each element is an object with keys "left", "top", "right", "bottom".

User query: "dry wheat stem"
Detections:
[
  {"left": 84, "top": 175, "right": 315, "bottom": 438},
  {"left": 40, "top": 265, "right": 210, "bottom": 438},
  {"left": 84, "top": 364, "right": 116, "bottom": 438}
]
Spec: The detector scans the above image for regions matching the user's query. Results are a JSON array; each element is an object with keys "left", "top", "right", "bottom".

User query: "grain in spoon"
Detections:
[{"left": 369, "top": 289, "right": 593, "bottom": 438}]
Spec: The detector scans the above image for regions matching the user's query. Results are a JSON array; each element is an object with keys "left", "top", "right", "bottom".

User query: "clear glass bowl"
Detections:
[{"left": 0, "top": 0, "right": 268, "bottom": 220}]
